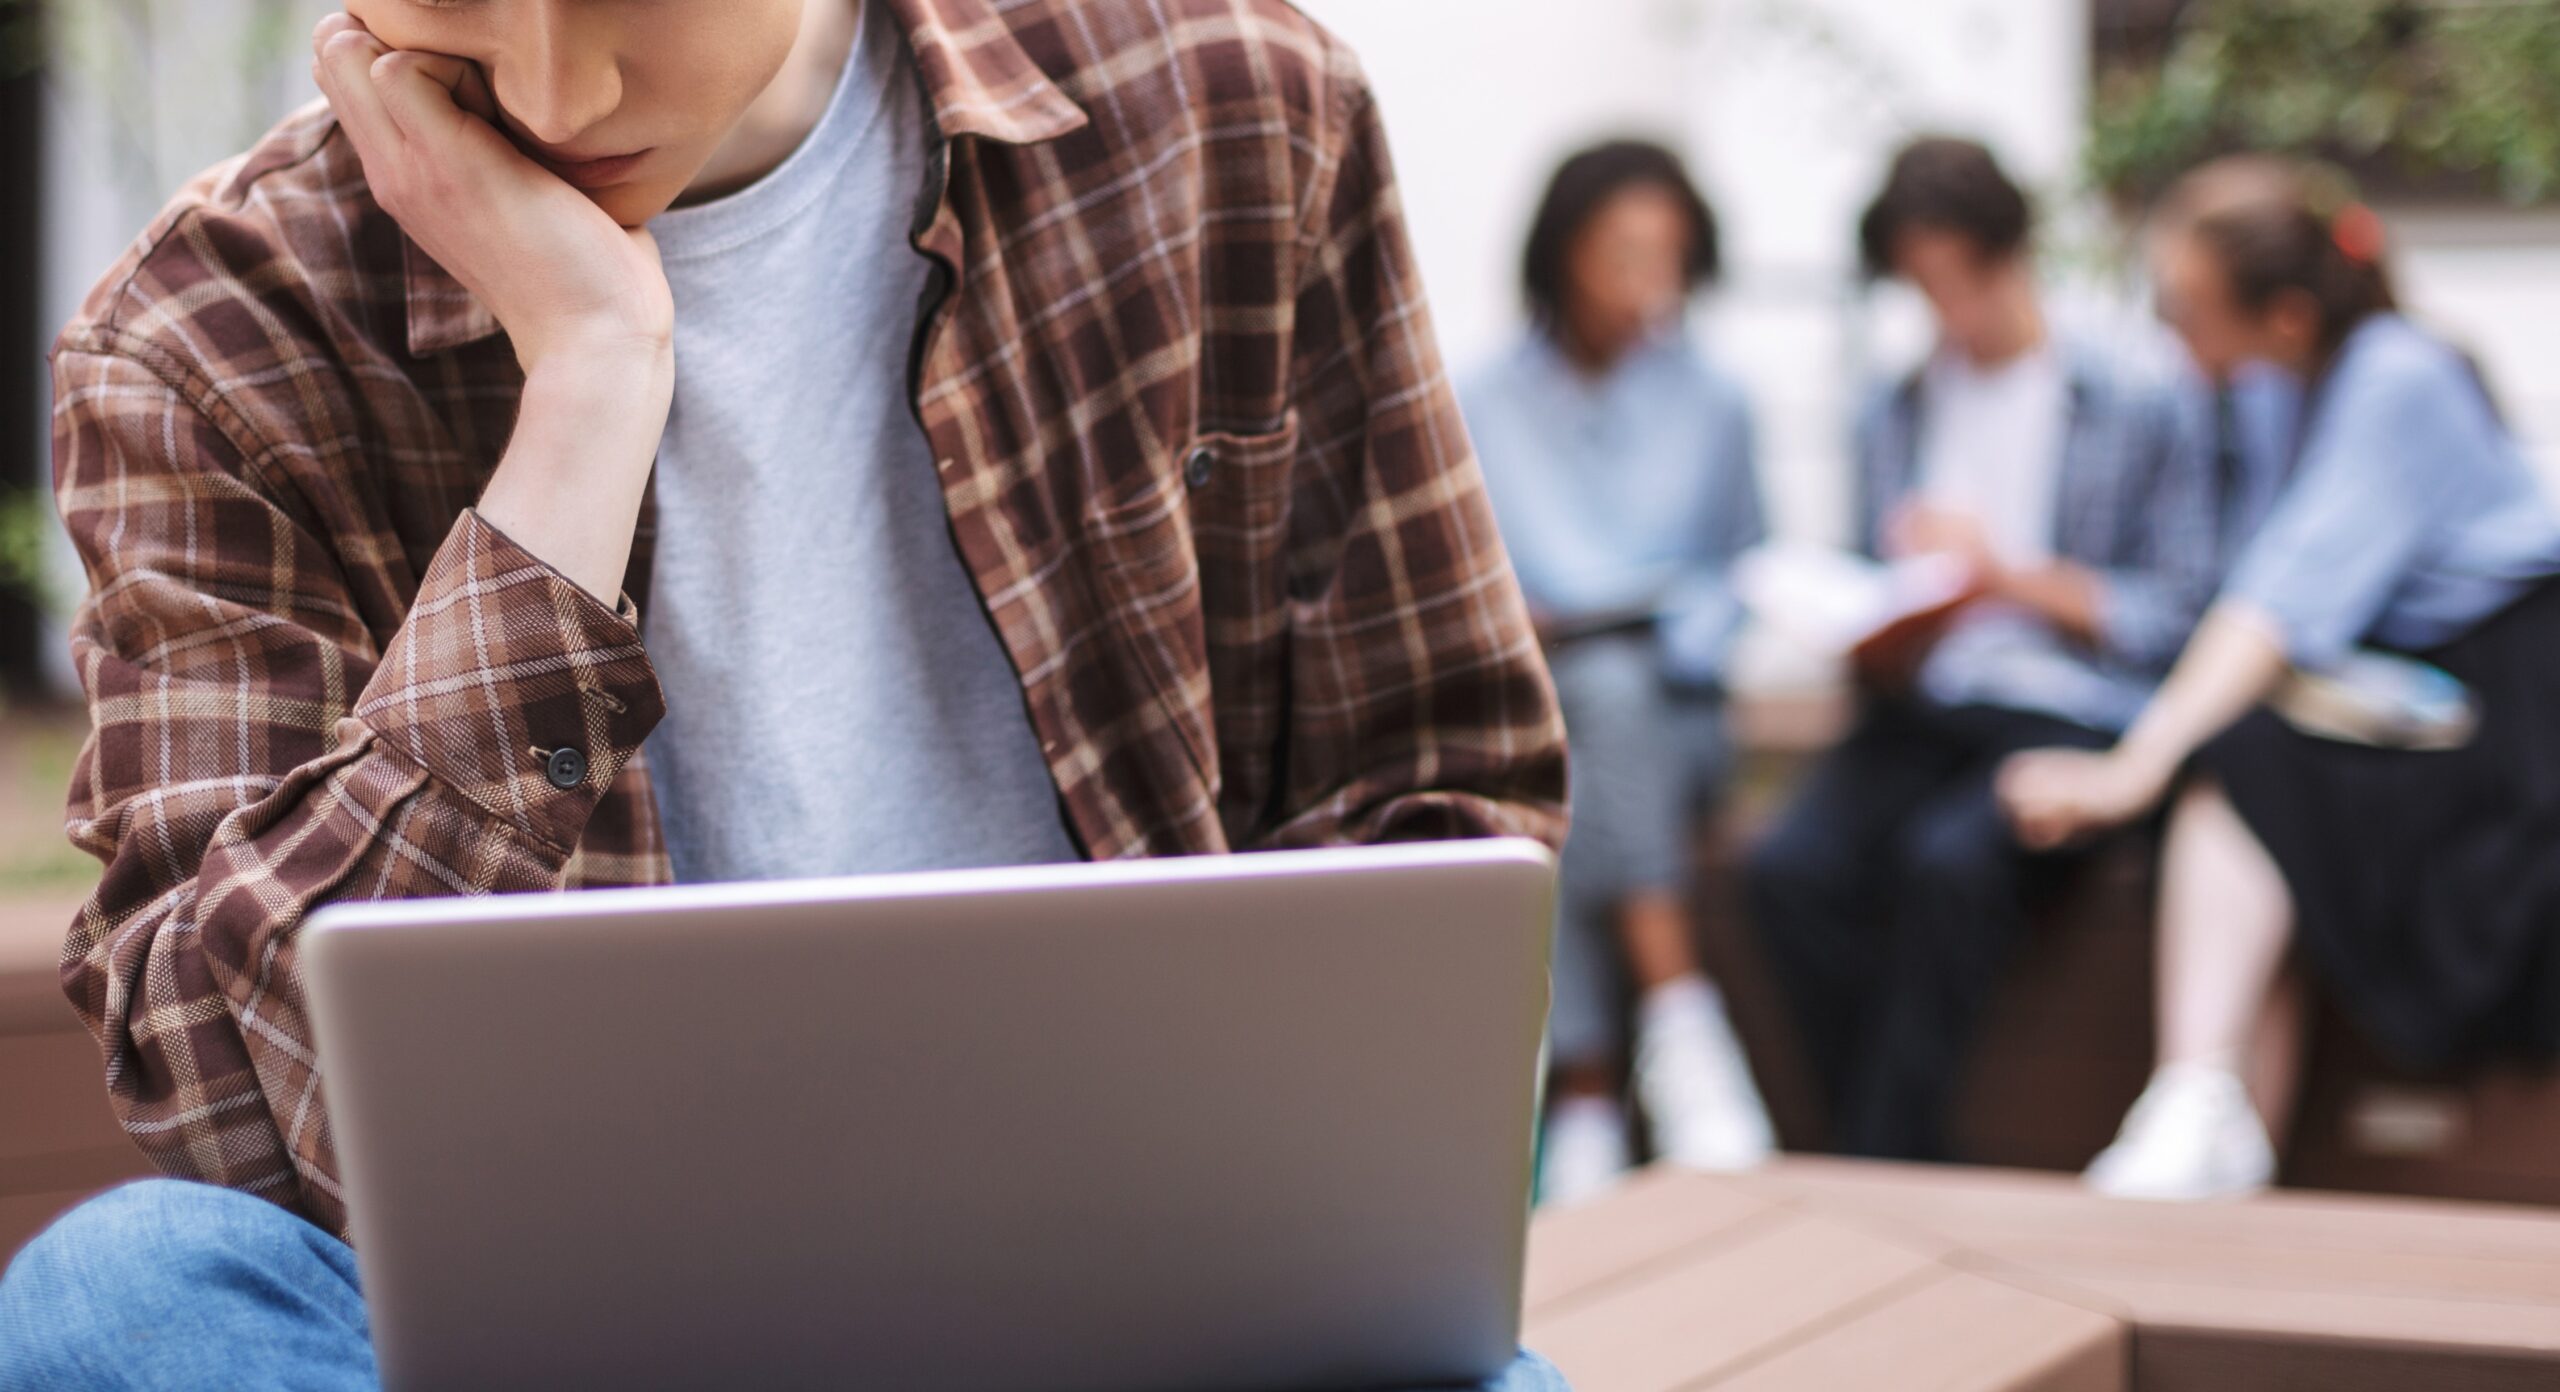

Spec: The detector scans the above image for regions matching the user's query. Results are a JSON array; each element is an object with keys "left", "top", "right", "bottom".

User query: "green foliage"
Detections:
[
  {"left": 2090, "top": 0, "right": 2560, "bottom": 206},
  {"left": 0, "top": 712, "right": 99, "bottom": 896},
  {"left": 0, "top": 489, "right": 56, "bottom": 616},
  {"left": 0, "top": 1, "right": 41, "bottom": 79}
]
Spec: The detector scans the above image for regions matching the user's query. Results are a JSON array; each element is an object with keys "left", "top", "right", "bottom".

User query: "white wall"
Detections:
[
  {"left": 44, "top": 1, "right": 329, "bottom": 344},
  {"left": 1288, "top": 0, "right": 1693, "bottom": 372},
  {"left": 2392, "top": 208, "right": 2560, "bottom": 482}
]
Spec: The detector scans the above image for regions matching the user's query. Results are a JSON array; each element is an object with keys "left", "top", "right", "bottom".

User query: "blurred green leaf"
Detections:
[
  {"left": 0, "top": 489, "right": 58, "bottom": 615},
  {"left": 2090, "top": 0, "right": 2560, "bottom": 206}
]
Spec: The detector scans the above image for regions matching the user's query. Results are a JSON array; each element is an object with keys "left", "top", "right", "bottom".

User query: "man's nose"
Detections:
[{"left": 489, "top": 2, "right": 622, "bottom": 148}]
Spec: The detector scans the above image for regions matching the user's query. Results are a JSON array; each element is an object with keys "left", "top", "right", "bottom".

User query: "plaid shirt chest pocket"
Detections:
[{"left": 1083, "top": 415, "right": 1301, "bottom": 843}]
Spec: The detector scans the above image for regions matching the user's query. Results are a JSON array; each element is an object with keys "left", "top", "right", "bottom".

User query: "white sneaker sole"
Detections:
[{"left": 2086, "top": 1151, "right": 2274, "bottom": 1203}]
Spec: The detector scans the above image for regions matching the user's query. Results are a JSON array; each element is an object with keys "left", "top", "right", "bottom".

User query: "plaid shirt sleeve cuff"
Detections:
[{"left": 354, "top": 508, "right": 665, "bottom": 857}]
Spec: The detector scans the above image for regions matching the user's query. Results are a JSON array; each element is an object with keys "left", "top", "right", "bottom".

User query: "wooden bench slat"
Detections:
[
  {"left": 2132, "top": 1326, "right": 2560, "bottom": 1392},
  {"left": 0, "top": 1144, "right": 154, "bottom": 1199},
  {"left": 1523, "top": 1169, "right": 1781, "bottom": 1317},
  {"left": 1963, "top": 1232, "right": 2560, "bottom": 1307},
  {"left": 0, "top": 1030, "right": 129, "bottom": 1163},
  {"left": 1709, "top": 1268, "right": 2125, "bottom": 1392},
  {"left": 2057, "top": 1273, "right": 2560, "bottom": 1356},
  {"left": 0, "top": 896, "right": 79, "bottom": 1037},
  {"left": 1525, "top": 1211, "right": 1940, "bottom": 1392},
  {"left": 1755, "top": 1158, "right": 2560, "bottom": 1267},
  {"left": 1735, "top": 1158, "right": 2560, "bottom": 1382}
]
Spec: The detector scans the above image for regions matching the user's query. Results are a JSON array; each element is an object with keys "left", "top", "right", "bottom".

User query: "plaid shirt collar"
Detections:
[{"left": 402, "top": 0, "right": 1091, "bottom": 359}]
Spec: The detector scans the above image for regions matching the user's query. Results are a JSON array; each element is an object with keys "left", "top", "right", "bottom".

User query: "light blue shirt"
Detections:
[
  {"left": 2226, "top": 315, "right": 2560, "bottom": 669},
  {"left": 2216, "top": 360, "right": 2303, "bottom": 556},
  {"left": 1460, "top": 332, "right": 1766, "bottom": 687}
]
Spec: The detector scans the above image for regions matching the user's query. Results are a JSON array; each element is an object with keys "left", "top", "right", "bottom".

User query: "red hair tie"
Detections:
[{"left": 2332, "top": 202, "right": 2386, "bottom": 267}]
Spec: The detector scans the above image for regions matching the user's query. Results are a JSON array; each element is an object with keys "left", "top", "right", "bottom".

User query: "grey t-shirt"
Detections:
[{"left": 641, "top": 7, "right": 1080, "bottom": 882}]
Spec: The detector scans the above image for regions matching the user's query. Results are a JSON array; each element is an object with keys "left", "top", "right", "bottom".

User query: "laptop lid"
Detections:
[{"left": 305, "top": 838, "right": 1555, "bottom": 1392}]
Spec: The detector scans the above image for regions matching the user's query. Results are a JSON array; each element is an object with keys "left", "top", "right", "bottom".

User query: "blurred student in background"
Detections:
[
  {"left": 1462, "top": 141, "right": 1774, "bottom": 1203},
  {"left": 2004, "top": 158, "right": 2560, "bottom": 1201},
  {"left": 1747, "top": 137, "right": 2221, "bottom": 1162}
]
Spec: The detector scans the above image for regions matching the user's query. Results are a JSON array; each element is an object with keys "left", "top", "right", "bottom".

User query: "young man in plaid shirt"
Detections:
[{"left": 0, "top": 2, "right": 1570, "bottom": 1385}]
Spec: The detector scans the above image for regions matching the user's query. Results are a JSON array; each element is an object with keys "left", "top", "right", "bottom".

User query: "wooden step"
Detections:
[
  {"left": 1740, "top": 1157, "right": 2560, "bottom": 1391},
  {"left": 1524, "top": 1168, "right": 2126, "bottom": 1391}
]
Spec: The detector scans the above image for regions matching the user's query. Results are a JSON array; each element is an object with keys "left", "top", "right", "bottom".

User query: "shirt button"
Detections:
[
  {"left": 544, "top": 746, "right": 588, "bottom": 790},
  {"left": 1183, "top": 446, "right": 1216, "bottom": 489}
]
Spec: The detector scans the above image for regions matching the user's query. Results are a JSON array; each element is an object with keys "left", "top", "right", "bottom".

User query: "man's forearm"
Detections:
[{"left": 478, "top": 338, "right": 674, "bottom": 601}]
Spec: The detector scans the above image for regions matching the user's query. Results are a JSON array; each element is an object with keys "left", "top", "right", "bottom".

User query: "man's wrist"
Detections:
[
  {"left": 511, "top": 339, "right": 673, "bottom": 484},
  {"left": 522, "top": 330, "right": 673, "bottom": 411},
  {"left": 509, "top": 289, "right": 677, "bottom": 375},
  {"left": 478, "top": 338, "right": 671, "bottom": 602}
]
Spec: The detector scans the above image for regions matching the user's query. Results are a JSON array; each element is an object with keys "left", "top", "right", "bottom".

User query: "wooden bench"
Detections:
[
  {"left": 1752, "top": 1158, "right": 2560, "bottom": 1392},
  {"left": 1525, "top": 1167, "right": 2126, "bottom": 1391},
  {"left": 1530, "top": 1159, "right": 2560, "bottom": 1392},
  {"left": 0, "top": 893, "right": 152, "bottom": 1264}
]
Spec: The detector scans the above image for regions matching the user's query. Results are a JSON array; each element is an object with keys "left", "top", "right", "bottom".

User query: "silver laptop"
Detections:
[{"left": 305, "top": 838, "right": 1556, "bottom": 1392}]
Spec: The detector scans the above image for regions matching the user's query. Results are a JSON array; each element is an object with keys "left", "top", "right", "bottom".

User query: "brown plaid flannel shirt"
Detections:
[{"left": 51, "top": 0, "right": 1566, "bottom": 1233}]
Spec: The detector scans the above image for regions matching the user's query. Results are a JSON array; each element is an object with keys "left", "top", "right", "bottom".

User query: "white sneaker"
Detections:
[
  {"left": 1634, "top": 977, "right": 1777, "bottom": 1172},
  {"left": 2086, "top": 1061, "right": 2277, "bottom": 1202},
  {"left": 1539, "top": 1096, "right": 1633, "bottom": 1207}
]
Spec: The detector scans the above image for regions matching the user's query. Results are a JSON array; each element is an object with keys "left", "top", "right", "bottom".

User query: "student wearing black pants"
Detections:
[
  {"left": 1746, "top": 138, "right": 2223, "bottom": 1162},
  {"left": 1749, "top": 700, "right": 2114, "bottom": 1157}
]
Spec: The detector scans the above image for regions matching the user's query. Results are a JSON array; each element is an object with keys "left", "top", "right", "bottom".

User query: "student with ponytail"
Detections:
[{"left": 1999, "top": 157, "right": 2560, "bottom": 1201}]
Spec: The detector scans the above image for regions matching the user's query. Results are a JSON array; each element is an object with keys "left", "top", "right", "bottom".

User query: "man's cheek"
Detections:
[
  {"left": 340, "top": 2, "right": 402, "bottom": 42},
  {"left": 340, "top": 1, "right": 467, "bottom": 59}
]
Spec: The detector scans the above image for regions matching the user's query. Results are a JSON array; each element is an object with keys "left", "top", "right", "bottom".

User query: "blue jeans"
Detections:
[
  {"left": 1545, "top": 635, "right": 1730, "bottom": 1067},
  {"left": 1, "top": 1181, "right": 1570, "bottom": 1392}
]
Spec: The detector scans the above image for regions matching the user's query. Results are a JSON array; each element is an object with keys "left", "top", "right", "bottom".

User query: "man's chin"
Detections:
[{"left": 583, "top": 182, "right": 682, "bottom": 231}]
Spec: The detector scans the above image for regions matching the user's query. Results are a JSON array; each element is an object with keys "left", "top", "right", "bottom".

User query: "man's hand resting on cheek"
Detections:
[
  {"left": 311, "top": 12, "right": 673, "bottom": 373},
  {"left": 312, "top": 11, "right": 673, "bottom": 603}
]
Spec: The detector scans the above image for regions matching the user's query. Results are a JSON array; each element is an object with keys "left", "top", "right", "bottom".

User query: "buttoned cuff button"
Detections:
[{"left": 543, "top": 746, "right": 588, "bottom": 790}]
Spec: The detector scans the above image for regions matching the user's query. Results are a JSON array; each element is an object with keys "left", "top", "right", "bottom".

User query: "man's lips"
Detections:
[{"left": 531, "top": 147, "right": 653, "bottom": 190}]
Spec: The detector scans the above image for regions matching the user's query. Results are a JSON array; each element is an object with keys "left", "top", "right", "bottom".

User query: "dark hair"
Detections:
[
  {"left": 1857, "top": 136, "right": 2033, "bottom": 280},
  {"left": 1521, "top": 140, "right": 1721, "bottom": 329},
  {"left": 2157, "top": 156, "right": 2398, "bottom": 360}
]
